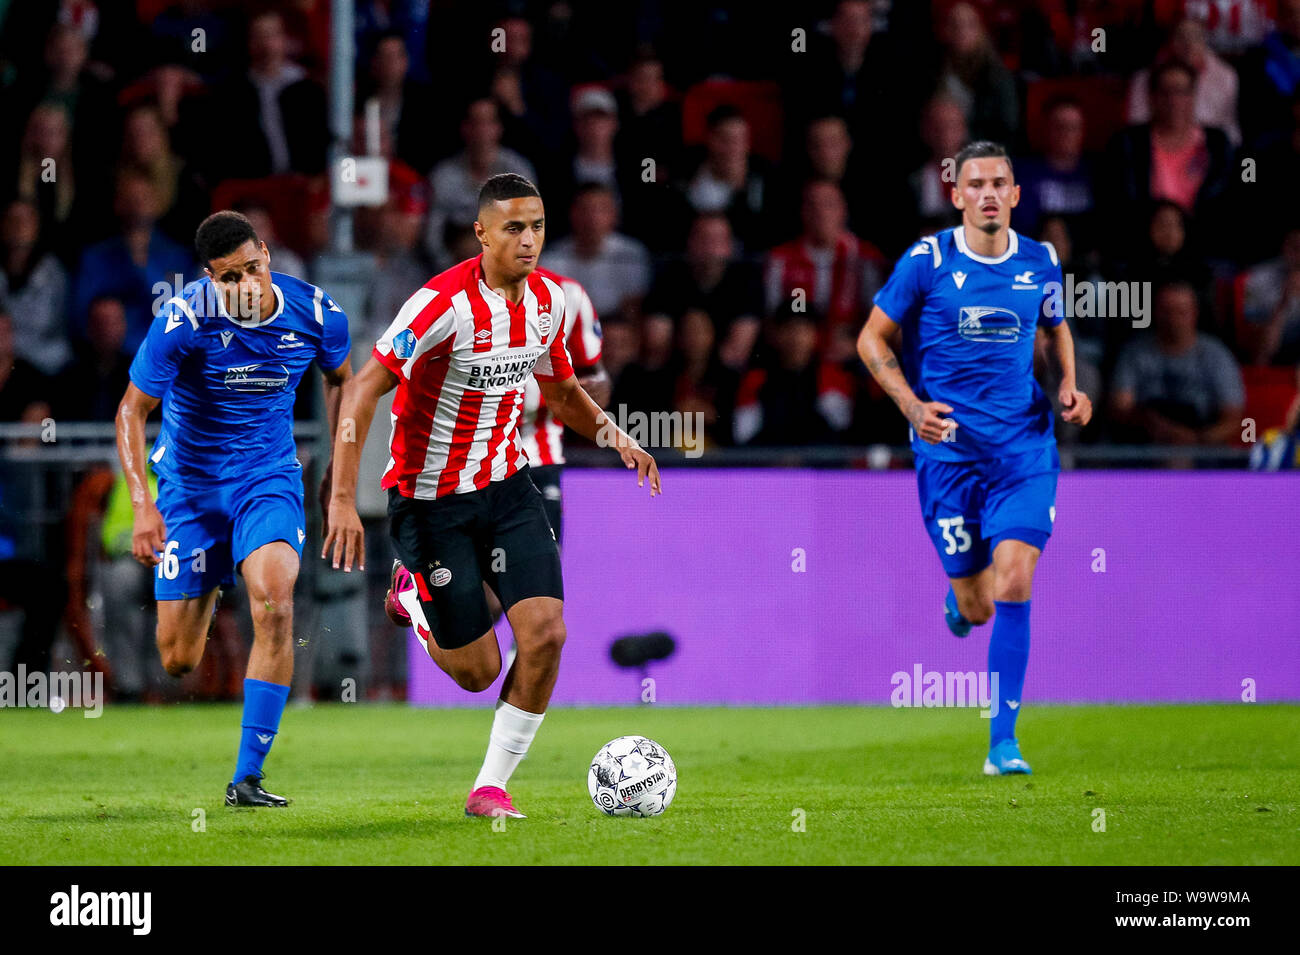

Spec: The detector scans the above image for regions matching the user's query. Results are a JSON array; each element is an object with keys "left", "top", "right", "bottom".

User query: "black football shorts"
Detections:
[
  {"left": 388, "top": 468, "right": 564, "bottom": 650},
  {"left": 528, "top": 463, "right": 564, "bottom": 543}
]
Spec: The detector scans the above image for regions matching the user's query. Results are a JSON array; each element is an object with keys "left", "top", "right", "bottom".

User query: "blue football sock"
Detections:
[
  {"left": 233, "top": 678, "right": 291, "bottom": 785},
  {"left": 988, "top": 600, "right": 1031, "bottom": 747}
]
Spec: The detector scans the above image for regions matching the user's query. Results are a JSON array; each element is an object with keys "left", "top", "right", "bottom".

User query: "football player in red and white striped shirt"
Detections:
[{"left": 325, "top": 174, "right": 658, "bottom": 819}]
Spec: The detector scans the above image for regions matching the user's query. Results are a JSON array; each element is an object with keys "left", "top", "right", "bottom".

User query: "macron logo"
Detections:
[
  {"left": 50, "top": 885, "right": 151, "bottom": 935},
  {"left": 953, "top": 271, "right": 968, "bottom": 289},
  {"left": 220, "top": 330, "right": 234, "bottom": 348},
  {"left": 164, "top": 314, "right": 183, "bottom": 334}
]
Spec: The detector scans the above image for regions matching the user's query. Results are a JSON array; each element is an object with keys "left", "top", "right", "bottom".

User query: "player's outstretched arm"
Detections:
[
  {"left": 115, "top": 382, "right": 165, "bottom": 567},
  {"left": 1044, "top": 321, "right": 1092, "bottom": 427},
  {"left": 323, "top": 357, "right": 397, "bottom": 571},
  {"left": 317, "top": 359, "right": 354, "bottom": 534},
  {"left": 858, "top": 306, "right": 956, "bottom": 444},
  {"left": 538, "top": 375, "right": 661, "bottom": 496}
]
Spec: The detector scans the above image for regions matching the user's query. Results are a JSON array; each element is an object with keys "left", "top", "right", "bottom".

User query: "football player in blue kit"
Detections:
[
  {"left": 858, "top": 141, "right": 1092, "bottom": 776},
  {"left": 116, "top": 211, "right": 353, "bottom": 806}
]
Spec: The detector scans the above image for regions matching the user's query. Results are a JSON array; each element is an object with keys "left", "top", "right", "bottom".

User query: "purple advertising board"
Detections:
[{"left": 408, "top": 470, "right": 1300, "bottom": 706}]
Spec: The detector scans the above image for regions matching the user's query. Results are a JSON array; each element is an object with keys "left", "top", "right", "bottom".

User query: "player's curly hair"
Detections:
[{"left": 195, "top": 210, "right": 259, "bottom": 268}]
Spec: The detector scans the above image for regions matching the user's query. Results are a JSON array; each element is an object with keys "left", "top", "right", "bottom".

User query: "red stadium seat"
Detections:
[
  {"left": 1024, "top": 76, "right": 1127, "bottom": 154},
  {"left": 681, "top": 80, "right": 784, "bottom": 163},
  {"left": 1242, "top": 365, "right": 1299, "bottom": 433}
]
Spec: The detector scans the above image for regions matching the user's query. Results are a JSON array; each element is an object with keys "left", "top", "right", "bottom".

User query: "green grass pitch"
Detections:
[{"left": 1, "top": 703, "right": 1295, "bottom": 865}]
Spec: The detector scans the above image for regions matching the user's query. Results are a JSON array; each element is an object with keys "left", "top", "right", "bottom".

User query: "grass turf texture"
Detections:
[{"left": 1, "top": 703, "right": 1295, "bottom": 865}]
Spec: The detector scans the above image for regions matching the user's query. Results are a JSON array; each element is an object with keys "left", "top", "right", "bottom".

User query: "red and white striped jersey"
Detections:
[
  {"left": 373, "top": 255, "right": 575, "bottom": 499},
  {"left": 520, "top": 267, "right": 603, "bottom": 466}
]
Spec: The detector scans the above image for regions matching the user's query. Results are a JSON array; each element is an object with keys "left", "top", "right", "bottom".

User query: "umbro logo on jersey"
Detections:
[
  {"left": 220, "top": 330, "right": 234, "bottom": 348},
  {"left": 1013, "top": 271, "right": 1038, "bottom": 290},
  {"left": 278, "top": 332, "right": 306, "bottom": 349},
  {"left": 953, "top": 271, "right": 968, "bottom": 289},
  {"left": 474, "top": 329, "right": 493, "bottom": 341}
]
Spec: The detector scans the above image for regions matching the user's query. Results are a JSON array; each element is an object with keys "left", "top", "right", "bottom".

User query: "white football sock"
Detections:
[{"left": 473, "top": 699, "right": 545, "bottom": 791}]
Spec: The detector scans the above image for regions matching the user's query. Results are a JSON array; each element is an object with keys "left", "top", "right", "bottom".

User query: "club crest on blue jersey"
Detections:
[
  {"left": 223, "top": 363, "right": 291, "bottom": 392},
  {"left": 958, "top": 306, "right": 1021, "bottom": 343}
]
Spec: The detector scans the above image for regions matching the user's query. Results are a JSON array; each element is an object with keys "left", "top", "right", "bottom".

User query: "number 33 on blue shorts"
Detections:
[{"left": 915, "top": 444, "right": 1060, "bottom": 578}]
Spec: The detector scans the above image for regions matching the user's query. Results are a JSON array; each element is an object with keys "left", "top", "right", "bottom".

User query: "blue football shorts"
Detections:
[
  {"left": 152, "top": 468, "right": 307, "bottom": 601},
  {"left": 915, "top": 444, "right": 1060, "bottom": 578}
]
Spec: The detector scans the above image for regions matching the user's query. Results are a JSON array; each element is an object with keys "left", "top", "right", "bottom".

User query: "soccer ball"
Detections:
[{"left": 587, "top": 736, "right": 677, "bottom": 817}]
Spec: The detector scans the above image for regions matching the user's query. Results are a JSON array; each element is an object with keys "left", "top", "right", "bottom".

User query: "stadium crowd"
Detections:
[{"left": 0, "top": 0, "right": 1298, "bottom": 452}]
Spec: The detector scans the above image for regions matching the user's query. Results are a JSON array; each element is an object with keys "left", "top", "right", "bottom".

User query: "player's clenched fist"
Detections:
[
  {"left": 323, "top": 500, "right": 365, "bottom": 572},
  {"left": 620, "top": 444, "right": 662, "bottom": 497},
  {"left": 908, "top": 400, "right": 959, "bottom": 445},
  {"left": 1059, "top": 385, "right": 1092, "bottom": 427},
  {"left": 131, "top": 501, "right": 167, "bottom": 566}
]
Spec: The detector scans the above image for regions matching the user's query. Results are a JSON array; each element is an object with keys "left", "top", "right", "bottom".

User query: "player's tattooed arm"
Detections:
[
  {"left": 323, "top": 357, "right": 397, "bottom": 571},
  {"left": 539, "top": 375, "right": 661, "bottom": 496},
  {"left": 115, "top": 383, "right": 166, "bottom": 566},
  {"left": 858, "top": 307, "right": 956, "bottom": 444}
]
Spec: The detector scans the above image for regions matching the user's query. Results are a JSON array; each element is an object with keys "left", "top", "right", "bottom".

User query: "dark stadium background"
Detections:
[{"left": 0, "top": 0, "right": 1297, "bottom": 705}]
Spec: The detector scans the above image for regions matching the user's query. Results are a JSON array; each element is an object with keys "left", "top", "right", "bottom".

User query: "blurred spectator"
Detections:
[
  {"left": 232, "top": 199, "right": 306, "bottom": 279},
  {"left": 486, "top": 15, "right": 571, "bottom": 159},
  {"left": 72, "top": 170, "right": 193, "bottom": 353},
  {"left": 1037, "top": 215, "right": 1107, "bottom": 383},
  {"left": 932, "top": 2, "right": 1019, "bottom": 144},
  {"left": 775, "top": 114, "right": 871, "bottom": 245},
  {"left": 0, "top": 198, "right": 71, "bottom": 376},
  {"left": 0, "top": 309, "right": 53, "bottom": 423},
  {"left": 681, "top": 105, "right": 774, "bottom": 253},
  {"left": 355, "top": 0, "right": 431, "bottom": 85},
  {"left": 1107, "top": 60, "right": 1234, "bottom": 243},
  {"left": 12, "top": 23, "right": 116, "bottom": 174},
  {"left": 901, "top": 95, "right": 968, "bottom": 247},
  {"left": 672, "top": 308, "right": 739, "bottom": 450},
  {"left": 1127, "top": 16, "right": 1241, "bottom": 146},
  {"left": 734, "top": 304, "right": 853, "bottom": 446},
  {"left": 359, "top": 29, "right": 438, "bottom": 175},
  {"left": 643, "top": 213, "right": 763, "bottom": 371},
  {"left": 764, "top": 180, "right": 883, "bottom": 365},
  {"left": 1012, "top": 97, "right": 1098, "bottom": 252},
  {"left": 563, "top": 87, "right": 621, "bottom": 214},
  {"left": 6, "top": 104, "right": 83, "bottom": 256},
  {"left": 613, "top": 51, "right": 686, "bottom": 252},
  {"left": 543, "top": 183, "right": 652, "bottom": 325},
  {"left": 189, "top": 10, "right": 328, "bottom": 180},
  {"left": 1238, "top": 0, "right": 1300, "bottom": 145},
  {"left": 362, "top": 178, "right": 431, "bottom": 340},
  {"left": 118, "top": 102, "right": 206, "bottom": 246},
  {"left": 57, "top": 295, "right": 129, "bottom": 421},
  {"left": 1151, "top": 0, "right": 1276, "bottom": 58},
  {"left": 1119, "top": 200, "right": 1216, "bottom": 336},
  {"left": 790, "top": 1, "right": 914, "bottom": 151},
  {"left": 1111, "top": 280, "right": 1245, "bottom": 444},
  {"left": 424, "top": 97, "right": 538, "bottom": 271},
  {"left": 1242, "top": 228, "right": 1300, "bottom": 366}
]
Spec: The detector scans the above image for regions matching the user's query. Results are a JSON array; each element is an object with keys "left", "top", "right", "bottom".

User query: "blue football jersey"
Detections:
[
  {"left": 129, "top": 272, "right": 352, "bottom": 485},
  {"left": 873, "top": 227, "right": 1064, "bottom": 462}
]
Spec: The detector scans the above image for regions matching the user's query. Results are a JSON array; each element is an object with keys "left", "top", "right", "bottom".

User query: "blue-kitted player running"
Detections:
[
  {"left": 116, "top": 211, "right": 352, "bottom": 806},
  {"left": 858, "top": 141, "right": 1092, "bottom": 776}
]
